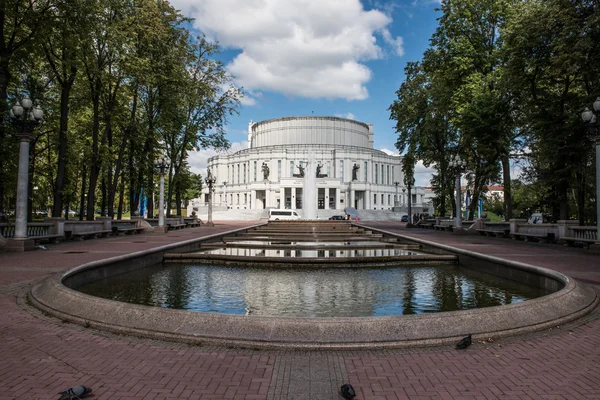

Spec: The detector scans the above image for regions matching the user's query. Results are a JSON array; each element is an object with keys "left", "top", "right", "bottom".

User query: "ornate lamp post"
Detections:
[
  {"left": 222, "top": 181, "right": 227, "bottom": 208},
  {"left": 9, "top": 96, "right": 43, "bottom": 240},
  {"left": 205, "top": 169, "right": 217, "bottom": 226},
  {"left": 394, "top": 181, "right": 400, "bottom": 207},
  {"left": 402, "top": 188, "right": 406, "bottom": 207},
  {"left": 449, "top": 154, "right": 467, "bottom": 229},
  {"left": 582, "top": 97, "right": 600, "bottom": 242},
  {"left": 155, "top": 158, "right": 169, "bottom": 229}
]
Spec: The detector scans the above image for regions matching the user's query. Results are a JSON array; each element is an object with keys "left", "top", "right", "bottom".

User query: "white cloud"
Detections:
[
  {"left": 170, "top": 0, "right": 404, "bottom": 100},
  {"left": 335, "top": 112, "right": 356, "bottom": 120},
  {"left": 381, "top": 29, "right": 404, "bottom": 56},
  {"left": 188, "top": 141, "right": 249, "bottom": 177}
]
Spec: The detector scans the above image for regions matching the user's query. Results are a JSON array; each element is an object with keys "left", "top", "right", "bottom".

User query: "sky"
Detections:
[{"left": 169, "top": 0, "right": 442, "bottom": 187}]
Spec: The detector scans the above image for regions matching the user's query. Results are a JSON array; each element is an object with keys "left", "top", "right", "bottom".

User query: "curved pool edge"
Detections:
[{"left": 28, "top": 227, "right": 599, "bottom": 350}]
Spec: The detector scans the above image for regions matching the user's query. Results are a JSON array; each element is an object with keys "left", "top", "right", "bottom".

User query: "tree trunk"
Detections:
[
  {"left": 576, "top": 172, "right": 585, "bottom": 225},
  {"left": 117, "top": 181, "right": 124, "bottom": 219},
  {"left": 100, "top": 177, "right": 107, "bottom": 217},
  {"left": 52, "top": 79, "right": 74, "bottom": 217},
  {"left": 79, "top": 163, "right": 87, "bottom": 220},
  {"left": 86, "top": 80, "right": 101, "bottom": 220},
  {"left": 501, "top": 154, "right": 512, "bottom": 221},
  {"left": 0, "top": 58, "right": 11, "bottom": 213}
]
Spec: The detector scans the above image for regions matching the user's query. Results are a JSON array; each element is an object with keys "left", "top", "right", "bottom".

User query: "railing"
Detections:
[
  {"left": 0, "top": 222, "right": 54, "bottom": 238},
  {"left": 568, "top": 226, "right": 598, "bottom": 241}
]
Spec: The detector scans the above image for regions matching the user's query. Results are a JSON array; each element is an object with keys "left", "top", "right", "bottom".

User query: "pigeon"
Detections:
[
  {"left": 340, "top": 383, "right": 356, "bottom": 399},
  {"left": 37, "top": 244, "right": 47, "bottom": 250},
  {"left": 456, "top": 334, "right": 472, "bottom": 350},
  {"left": 58, "top": 385, "right": 92, "bottom": 400}
]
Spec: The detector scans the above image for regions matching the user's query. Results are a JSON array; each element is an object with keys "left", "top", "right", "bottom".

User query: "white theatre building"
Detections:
[{"left": 191, "top": 116, "right": 429, "bottom": 217}]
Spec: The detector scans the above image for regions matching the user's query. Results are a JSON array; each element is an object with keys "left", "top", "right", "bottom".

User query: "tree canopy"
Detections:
[{"left": 0, "top": 0, "right": 241, "bottom": 220}]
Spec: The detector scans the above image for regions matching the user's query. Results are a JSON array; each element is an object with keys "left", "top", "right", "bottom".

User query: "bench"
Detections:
[
  {"left": 511, "top": 232, "right": 555, "bottom": 243},
  {"left": 31, "top": 234, "right": 63, "bottom": 244},
  {"left": 434, "top": 225, "right": 453, "bottom": 231},
  {"left": 167, "top": 223, "right": 187, "bottom": 230},
  {"left": 562, "top": 237, "right": 597, "bottom": 249},
  {"left": 417, "top": 222, "right": 434, "bottom": 229},
  {"left": 116, "top": 227, "right": 145, "bottom": 235},
  {"left": 67, "top": 229, "right": 113, "bottom": 241},
  {"left": 185, "top": 221, "right": 201, "bottom": 228},
  {"left": 477, "top": 229, "right": 510, "bottom": 237}
]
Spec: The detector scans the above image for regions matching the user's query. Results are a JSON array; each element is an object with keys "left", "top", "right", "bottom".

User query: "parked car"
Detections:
[
  {"left": 329, "top": 215, "right": 345, "bottom": 220},
  {"left": 400, "top": 215, "right": 409, "bottom": 222}
]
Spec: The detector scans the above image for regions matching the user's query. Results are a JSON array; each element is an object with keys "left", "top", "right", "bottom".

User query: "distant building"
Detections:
[{"left": 189, "top": 116, "right": 430, "bottom": 215}]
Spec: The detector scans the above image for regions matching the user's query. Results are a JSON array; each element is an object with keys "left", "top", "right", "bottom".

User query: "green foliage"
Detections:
[
  {"left": 390, "top": 0, "right": 599, "bottom": 224},
  {"left": 0, "top": 0, "right": 241, "bottom": 218}
]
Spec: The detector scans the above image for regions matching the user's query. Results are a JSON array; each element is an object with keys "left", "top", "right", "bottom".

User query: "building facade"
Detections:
[{"left": 194, "top": 116, "right": 426, "bottom": 215}]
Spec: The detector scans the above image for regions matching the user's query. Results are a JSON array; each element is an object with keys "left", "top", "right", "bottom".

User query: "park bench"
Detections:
[
  {"left": 562, "top": 237, "right": 597, "bottom": 248},
  {"left": 184, "top": 218, "right": 201, "bottom": 228},
  {"left": 167, "top": 223, "right": 186, "bottom": 230},
  {"left": 31, "top": 234, "right": 63, "bottom": 244},
  {"left": 112, "top": 221, "right": 145, "bottom": 235},
  {"left": 433, "top": 224, "right": 453, "bottom": 232},
  {"left": 67, "top": 229, "right": 113, "bottom": 241},
  {"left": 477, "top": 229, "right": 510, "bottom": 237},
  {"left": 511, "top": 232, "right": 555, "bottom": 243}
]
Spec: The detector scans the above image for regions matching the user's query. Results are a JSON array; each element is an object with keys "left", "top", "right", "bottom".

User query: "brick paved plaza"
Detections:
[{"left": 1, "top": 222, "right": 599, "bottom": 399}]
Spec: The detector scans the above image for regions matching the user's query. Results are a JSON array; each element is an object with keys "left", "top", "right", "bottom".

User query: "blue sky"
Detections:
[{"left": 169, "top": 0, "right": 441, "bottom": 186}]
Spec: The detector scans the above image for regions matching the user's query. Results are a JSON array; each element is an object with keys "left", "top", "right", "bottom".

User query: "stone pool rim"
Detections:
[{"left": 29, "top": 223, "right": 599, "bottom": 350}]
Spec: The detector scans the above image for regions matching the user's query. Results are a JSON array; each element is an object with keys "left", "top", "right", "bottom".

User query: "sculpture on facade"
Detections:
[
  {"left": 352, "top": 163, "right": 360, "bottom": 181},
  {"left": 316, "top": 163, "right": 327, "bottom": 178},
  {"left": 293, "top": 164, "right": 305, "bottom": 178},
  {"left": 261, "top": 162, "right": 270, "bottom": 180}
]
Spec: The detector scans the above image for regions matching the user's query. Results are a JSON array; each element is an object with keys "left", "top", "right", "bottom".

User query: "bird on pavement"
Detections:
[
  {"left": 58, "top": 385, "right": 92, "bottom": 400},
  {"left": 341, "top": 383, "right": 356, "bottom": 399},
  {"left": 456, "top": 334, "right": 472, "bottom": 350}
]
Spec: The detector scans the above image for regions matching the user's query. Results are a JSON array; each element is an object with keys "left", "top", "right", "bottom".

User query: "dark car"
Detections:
[
  {"left": 400, "top": 215, "right": 409, "bottom": 222},
  {"left": 329, "top": 215, "right": 345, "bottom": 220}
]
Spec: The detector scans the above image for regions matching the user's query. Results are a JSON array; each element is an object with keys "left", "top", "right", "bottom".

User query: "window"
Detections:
[
  {"left": 237, "top": 164, "right": 240, "bottom": 184},
  {"left": 243, "top": 164, "right": 246, "bottom": 183},
  {"left": 374, "top": 194, "right": 377, "bottom": 204},
  {"left": 340, "top": 160, "right": 344, "bottom": 181},
  {"left": 375, "top": 164, "right": 378, "bottom": 183},
  {"left": 253, "top": 161, "right": 257, "bottom": 181},
  {"left": 381, "top": 194, "right": 384, "bottom": 204},
  {"left": 327, "top": 161, "right": 331, "bottom": 177},
  {"left": 290, "top": 161, "right": 295, "bottom": 176},
  {"left": 388, "top": 194, "right": 391, "bottom": 205},
  {"left": 278, "top": 160, "right": 281, "bottom": 178},
  {"left": 364, "top": 161, "right": 368, "bottom": 181}
]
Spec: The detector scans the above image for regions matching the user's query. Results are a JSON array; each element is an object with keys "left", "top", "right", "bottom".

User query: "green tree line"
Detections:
[
  {"left": 390, "top": 0, "right": 600, "bottom": 224},
  {"left": 0, "top": 0, "right": 240, "bottom": 220}
]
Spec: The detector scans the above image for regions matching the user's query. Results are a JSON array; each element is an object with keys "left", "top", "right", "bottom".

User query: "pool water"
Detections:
[{"left": 77, "top": 263, "right": 550, "bottom": 317}]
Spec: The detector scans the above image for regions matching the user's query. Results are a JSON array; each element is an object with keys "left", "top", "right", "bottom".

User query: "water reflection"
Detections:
[
  {"left": 77, "top": 264, "right": 550, "bottom": 318},
  {"left": 197, "top": 247, "right": 419, "bottom": 258}
]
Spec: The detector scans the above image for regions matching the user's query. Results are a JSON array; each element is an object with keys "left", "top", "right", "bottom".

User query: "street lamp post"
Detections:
[
  {"left": 581, "top": 97, "right": 600, "bottom": 242},
  {"left": 394, "top": 181, "right": 400, "bottom": 207},
  {"left": 222, "top": 181, "right": 227, "bottom": 208},
  {"left": 9, "top": 96, "right": 43, "bottom": 240},
  {"left": 155, "top": 158, "right": 169, "bottom": 230},
  {"left": 449, "top": 154, "right": 467, "bottom": 229},
  {"left": 205, "top": 169, "right": 217, "bottom": 226}
]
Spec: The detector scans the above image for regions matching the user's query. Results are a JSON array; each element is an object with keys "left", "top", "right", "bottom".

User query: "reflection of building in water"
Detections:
[
  {"left": 188, "top": 116, "right": 430, "bottom": 215},
  {"left": 243, "top": 271, "right": 382, "bottom": 317}
]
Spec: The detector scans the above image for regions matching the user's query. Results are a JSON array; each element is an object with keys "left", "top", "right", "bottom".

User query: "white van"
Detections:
[{"left": 268, "top": 209, "right": 301, "bottom": 220}]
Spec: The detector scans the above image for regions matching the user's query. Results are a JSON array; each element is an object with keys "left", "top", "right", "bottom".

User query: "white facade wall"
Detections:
[{"left": 194, "top": 116, "right": 422, "bottom": 213}]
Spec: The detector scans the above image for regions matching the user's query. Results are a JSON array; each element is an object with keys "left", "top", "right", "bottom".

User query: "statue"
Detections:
[
  {"left": 316, "top": 163, "right": 322, "bottom": 177},
  {"left": 352, "top": 163, "right": 360, "bottom": 181},
  {"left": 261, "top": 162, "right": 270, "bottom": 180},
  {"left": 297, "top": 164, "right": 305, "bottom": 177}
]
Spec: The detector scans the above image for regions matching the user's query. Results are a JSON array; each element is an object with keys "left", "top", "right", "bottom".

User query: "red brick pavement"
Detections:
[{"left": 1, "top": 222, "right": 600, "bottom": 399}]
